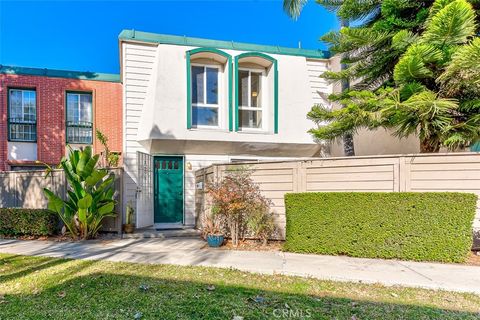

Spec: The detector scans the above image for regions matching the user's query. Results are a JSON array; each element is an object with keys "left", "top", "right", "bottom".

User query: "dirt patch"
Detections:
[
  {"left": 465, "top": 251, "right": 480, "bottom": 266},
  {"left": 0, "top": 232, "right": 119, "bottom": 242},
  {"left": 215, "top": 239, "right": 284, "bottom": 251}
]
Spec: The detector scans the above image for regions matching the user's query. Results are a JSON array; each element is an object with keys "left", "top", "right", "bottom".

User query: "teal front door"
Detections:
[{"left": 154, "top": 156, "right": 184, "bottom": 224}]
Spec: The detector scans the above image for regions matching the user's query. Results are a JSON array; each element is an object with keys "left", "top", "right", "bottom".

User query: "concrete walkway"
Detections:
[{"left": 1, "top": 238, "right": 479, "bottom": 295}]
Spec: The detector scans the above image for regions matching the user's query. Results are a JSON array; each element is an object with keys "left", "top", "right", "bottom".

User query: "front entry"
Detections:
[{"left": 153, "top": 156, "right": 184, "bottom": 225}]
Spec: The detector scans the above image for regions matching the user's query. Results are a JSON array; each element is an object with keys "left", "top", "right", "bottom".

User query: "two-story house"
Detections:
[
  {"left": 0, "top": 65, "right": 123, "bottom": 171},
  {"left": 119, "top": 30, "right": 337, "bottom": 229}
]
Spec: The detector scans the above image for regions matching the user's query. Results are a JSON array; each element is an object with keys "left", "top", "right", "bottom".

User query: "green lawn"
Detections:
[{"left": 0, "top": 254, "right": 479, "bottom": 319}]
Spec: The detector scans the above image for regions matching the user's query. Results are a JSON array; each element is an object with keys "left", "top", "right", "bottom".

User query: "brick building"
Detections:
[{"left": 0, "top": 65, "right": 122, "bottom": 171}]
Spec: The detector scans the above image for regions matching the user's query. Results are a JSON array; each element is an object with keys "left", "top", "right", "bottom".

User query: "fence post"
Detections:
[
  {"left": 397, "top": 156, "right": 404, "bottom": 192},
  {"left": 13, "top": 171, "right": 18, "bottom": 207},
  {"left": 297, "top": 161, "right": 307, "bottom": 193}
]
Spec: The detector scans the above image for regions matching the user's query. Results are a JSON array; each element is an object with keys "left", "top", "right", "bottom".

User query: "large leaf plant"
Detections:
[{"left": 43, "top": 146, "right": 117, "bottom": 239}]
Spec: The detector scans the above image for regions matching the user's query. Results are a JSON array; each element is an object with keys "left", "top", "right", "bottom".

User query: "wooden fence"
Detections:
[
  {"left": 0, "top": 168, "right": 123, "bottom": 233},
  {"left": 195, "top": 153, "right": 480, "bottom": 247}
]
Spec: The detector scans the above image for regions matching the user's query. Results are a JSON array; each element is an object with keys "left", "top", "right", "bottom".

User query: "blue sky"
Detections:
[{"left": 0, "top": 1, "right": 338, "bottom": 74}]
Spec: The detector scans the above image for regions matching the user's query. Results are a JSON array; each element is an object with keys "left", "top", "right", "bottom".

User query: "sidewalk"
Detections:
[{"left": 1, "top": 238, "right": 479, "bottom": 294}]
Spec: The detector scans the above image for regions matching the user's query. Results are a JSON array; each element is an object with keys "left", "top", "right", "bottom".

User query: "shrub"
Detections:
[
  {"left": 284, "top": 192, "right": 477, "bottom": 263},
  {"left": 206, "top": 167, "right": 274, "bottom": 246},
  {"left": 246, "top": 206, "right": 276, "bottom": 246},
  {"left": 0, "top": 208, "right": 58, "bottom": 236}
]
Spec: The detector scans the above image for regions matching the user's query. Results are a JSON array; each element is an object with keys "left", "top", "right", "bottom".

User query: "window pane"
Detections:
[
  {"left": 206, "top": 67, "right": 218, "bottom": 105},
  {"left": 67, "top": 93, "right": 79, "bottom": 123},
  {"left": 239, "top": 110, "right": 262, "bottom": 129},
  {"left": 10, "top": 90, "right": 22, "bottom": 119},
  {"left": 10, "top": 90, "right": 22, "bottom": 109},
  {"left": 238, "top": 71, "right": 249, "bottom": 106},
  {"left": 192, "top": 106, "right": 218, "bottom": 126},
  {"left": 79, "top": 94, "right": 92, "bottom": 123},
  {"left": 251, "top": 72, "right": 262, "bottom": 108},
  {"left": 191, "top": 66, "right": 204, "bottom": 104}
]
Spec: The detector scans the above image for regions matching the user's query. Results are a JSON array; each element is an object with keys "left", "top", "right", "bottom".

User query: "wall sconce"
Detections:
[{"left": 186, "top": 162, "right": 193, "bottom": 171}]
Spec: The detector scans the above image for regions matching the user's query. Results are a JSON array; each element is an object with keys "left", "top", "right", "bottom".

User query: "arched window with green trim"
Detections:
[
  {"left": 234, "top": 52, "right": 278, "bottom": 134},
  {"left": 186, "top": 48, "right": 233, "bottom": 131}
]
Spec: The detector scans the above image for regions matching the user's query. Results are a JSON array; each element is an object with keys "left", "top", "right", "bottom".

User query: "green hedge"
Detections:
[
  {"left": 0, "top": 208, "right": 58, "bottom": 236},
  {"left": 284, "top": 192, "right": 477, "bottom": 263}
]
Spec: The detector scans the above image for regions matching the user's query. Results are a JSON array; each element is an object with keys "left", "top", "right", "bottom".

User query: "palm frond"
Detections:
[{"left": 283, "top": 0, "right": 308, "bottom": 19}]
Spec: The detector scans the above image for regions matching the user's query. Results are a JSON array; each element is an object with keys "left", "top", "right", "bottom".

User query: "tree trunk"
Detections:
[
  {"left": 343, "top": 134, "right": 355, "bottom": 156},
  {"left": 231, "top": 220, "right": 239, "bottom": 247},
  {"left": 420, "top": 140, "right": 440, "bottom": 153},
  {"left": 340, "top": 19, "right": 355, "bottom": 157}
]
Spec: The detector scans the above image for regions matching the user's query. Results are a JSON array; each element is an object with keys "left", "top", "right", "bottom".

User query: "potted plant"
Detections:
[
  {"left": 201, "top": 212, "right": 224, "bottom": 247},
  {"left": 123, "top": 201, "right": 135, "bottom": 234}
]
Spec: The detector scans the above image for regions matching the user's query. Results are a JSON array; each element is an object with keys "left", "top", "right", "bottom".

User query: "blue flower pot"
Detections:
[{"left": 207, "top": 234, "right": 224, "bottom": 247}]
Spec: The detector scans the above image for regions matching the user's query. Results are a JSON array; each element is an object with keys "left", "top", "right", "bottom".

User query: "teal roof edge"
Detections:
[
  {"left": 0, "top": 65, "right": 121, "bottom": 83},
  {"left": 119, "top": 30, "right": 330, "bottom": 59}
]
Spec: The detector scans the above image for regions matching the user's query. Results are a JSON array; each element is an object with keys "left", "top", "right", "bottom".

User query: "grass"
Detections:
[{"left": 0, "top": 254, "right": 479, "bottom": 319}]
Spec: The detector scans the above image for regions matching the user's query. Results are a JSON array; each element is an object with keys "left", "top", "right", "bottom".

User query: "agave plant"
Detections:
[{"left": 43, "top": 146, "right": 117, "bottom": 239}]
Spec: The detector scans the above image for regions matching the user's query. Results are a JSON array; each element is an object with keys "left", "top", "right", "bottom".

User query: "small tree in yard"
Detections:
[
  {"left": 43, "top": 146, "right": 117, "bottom": 240},
  {"left": 96, "top": 129, "right": 120, "bottom": 167},
  {"left": 206, "top": 168, "right": 274, "bottom": 247}
]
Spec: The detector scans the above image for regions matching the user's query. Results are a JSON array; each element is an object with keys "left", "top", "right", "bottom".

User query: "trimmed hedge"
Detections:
[
  {"left": 0, "top": 208, "right": 58, "bottom": 236},
  {"left": 284, "top": 192, "right": 477, "bottom": 263}
]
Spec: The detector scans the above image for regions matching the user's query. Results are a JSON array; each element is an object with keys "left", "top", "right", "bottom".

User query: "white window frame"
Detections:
[
  {"left": 8, "top": 89, "right": 37, "bottom": 142},
  {"left": 191, "top": 63, "right": 222, "bottom": 129},
  {"left": 238, "top": 67, "right": 267, "bottom": 132}
]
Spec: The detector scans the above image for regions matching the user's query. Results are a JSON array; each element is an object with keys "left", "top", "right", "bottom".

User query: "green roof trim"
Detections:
[
  {"left": 119, "top": 30, "right": 330, "bottom": 59},
  {"left": 0, "top": 65, "right": 120, "bottom": 83}
]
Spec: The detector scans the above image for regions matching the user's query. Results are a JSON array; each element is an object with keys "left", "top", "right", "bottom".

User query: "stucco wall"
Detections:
[
  {"left": 327, "top": 55, "right": 420, "bottom": 157},
  {"left": 122, "top": 40, "right": 333, "bottom": 228},
  {"left": 136, "top": 44, "right": 332, "bottom": 145}
]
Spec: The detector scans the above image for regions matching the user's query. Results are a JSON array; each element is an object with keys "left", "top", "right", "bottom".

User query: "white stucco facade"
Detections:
[{"left": 120, "top": 31, "right": 334, "bottom": 228}]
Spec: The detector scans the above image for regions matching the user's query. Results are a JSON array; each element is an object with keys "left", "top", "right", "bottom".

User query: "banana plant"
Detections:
[{"left": 44, "top": 146, "right": 117, "bottom": 239}]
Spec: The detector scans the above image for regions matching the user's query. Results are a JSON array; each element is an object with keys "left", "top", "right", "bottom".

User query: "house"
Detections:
[
  {"left": 118, "top": 30, "right": 419, "bottom": 229},
  {"left": 0, "top": 65, "right": 123, "bottom": 171},
  {"left": 0, "top": 30, "right": 421, "bottom": 230}
]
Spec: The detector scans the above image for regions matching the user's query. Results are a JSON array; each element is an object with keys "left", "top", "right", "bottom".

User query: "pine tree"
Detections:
[{"left": 284, "top": 0, "right": 480, "bottom": 152}]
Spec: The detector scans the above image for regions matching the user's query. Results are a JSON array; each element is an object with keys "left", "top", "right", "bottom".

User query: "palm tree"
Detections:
[{"left": 282, "top": 0, "right": 307, "bottom": 20}]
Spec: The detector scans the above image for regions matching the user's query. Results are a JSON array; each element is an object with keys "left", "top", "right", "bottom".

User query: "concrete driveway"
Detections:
[{"left": 0, "top": 238, "right": 479, "bottom": 295}]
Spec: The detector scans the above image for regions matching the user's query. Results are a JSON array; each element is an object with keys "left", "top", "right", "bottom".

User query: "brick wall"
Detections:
[{"left": 0, "top": 73, "right": 122, "bottom": 171}]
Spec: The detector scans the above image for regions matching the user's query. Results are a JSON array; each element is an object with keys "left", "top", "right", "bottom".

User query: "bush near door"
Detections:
[
  {"left": 284, "top": 192, "right": 477, "bottom": 263},
  {"left": 0, "top": 209, "right": 58, "bottom": 236}
]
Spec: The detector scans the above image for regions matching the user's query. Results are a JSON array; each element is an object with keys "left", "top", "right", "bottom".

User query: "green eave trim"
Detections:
[
  {"left": 119, "top": 30, "right": 330, "bottom": 59},
  {"left": 0, "top": 65, "right": 120, "bottom": 83},
  {"left": 234, "top": 52, "right": 278, "bottom": 134},
  {"left": 186, "top": 48, "right": 233, "bottom": 131}
]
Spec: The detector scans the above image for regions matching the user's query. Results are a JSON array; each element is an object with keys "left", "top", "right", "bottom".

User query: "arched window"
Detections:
[
  {"left": 186, "top": 48, "right": 233, "bottom": 130},
  {"left": 235, "top": 52, "right": 278, "bottom": 133}
]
